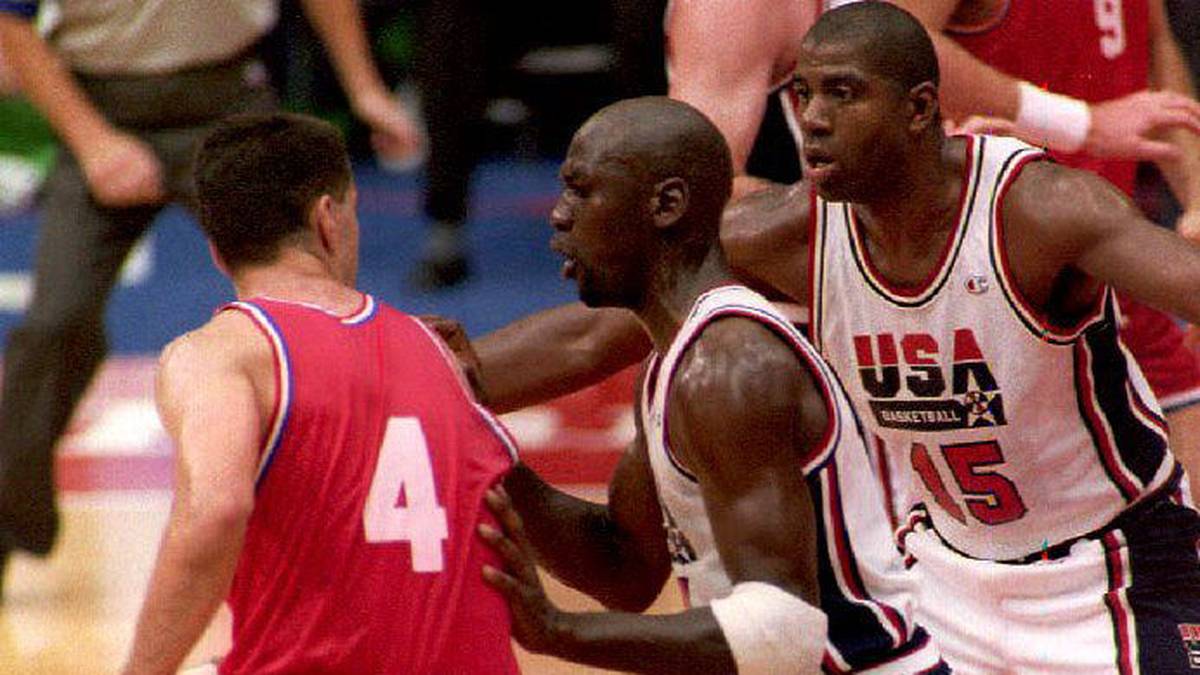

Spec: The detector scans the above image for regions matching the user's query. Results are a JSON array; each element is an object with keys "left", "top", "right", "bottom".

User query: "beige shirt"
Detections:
[{"left": 42, "top": 0, "right": 276, "bottom": 75}]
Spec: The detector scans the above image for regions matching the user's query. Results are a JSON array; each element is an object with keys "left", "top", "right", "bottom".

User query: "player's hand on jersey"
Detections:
[
  {"left": 1085, "top": 90, "right": 1200, "bottom": 163},
  {"left": 480, "top": 485, "right": 568, "bottom": 655},
  {"left": 351, "top": 89, "right": 424, "bottom": 168},
  {"left": 78, "top": 130, "right": 166, "bottom": 207},
  {"left": 418, "top": 315, "right": 487, "bottom": 403}
]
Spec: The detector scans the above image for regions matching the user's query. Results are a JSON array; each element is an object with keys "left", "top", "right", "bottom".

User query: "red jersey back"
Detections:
[
  {"left": 949, "top": 0, "right": 1149, "bottom": 193},
  {"left": 218, "top": 294, "right": 518, "bottom": 675}
]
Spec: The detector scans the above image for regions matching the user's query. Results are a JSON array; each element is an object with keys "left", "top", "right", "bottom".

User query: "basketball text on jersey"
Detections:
[
  {"left": 852, "top": 328, "right": 1006, "bottom": 431},
  {"left": 663, "top": 505, "right": 698, "bottom": 567}
]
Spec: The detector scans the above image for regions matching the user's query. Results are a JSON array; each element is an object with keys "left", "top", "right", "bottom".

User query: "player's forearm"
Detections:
[
  {"left": 0, "top": 15, "right": 115, "bottom": 155},
  {"left": 475, "top": 304, "right": 649, "bottom": 413},
  {"left": 1089, "top": 222, "right": 1200, "bottom": 324},
  {"left": 123, "top": 517, "right": 245, "bottom": 675},
  {"left": 298, "top": 0, "right": 389, "bottom": 104},
  {"left": 720, "top": 181, "right": 810, "bottom": 302},
  {"left": 503, "top": 463, "right": 665, "bottom": 611},
  {"left": 1149, "top": 10, "right": 1200, "bottom": 214},
  {"left": 541, "top": 608, "right": 735, "bottom": 675}
]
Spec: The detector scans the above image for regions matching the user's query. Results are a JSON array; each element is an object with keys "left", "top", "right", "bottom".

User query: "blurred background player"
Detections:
[
  {"left": 123, "top": 113, "right": 515, "bottom": 675},
  {"left": 411, "top": 0, "right": 667, "bottom": 289},
  {"left": 0, "top": 0, "right": 420, "bottom": 579},
  {"left": 480, "top": 97, "right": 942, "bottom": 674}
]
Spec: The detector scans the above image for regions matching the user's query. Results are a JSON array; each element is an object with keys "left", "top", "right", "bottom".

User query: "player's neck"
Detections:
[
  {"left": 636, "top": 246, "right": 733, "bottom": 352},
  {"left": 232, "top": 255, "right": 361, "bottom": 316},
  {"left": 852, "top": 136, "right": 964, "bottom": 250}
]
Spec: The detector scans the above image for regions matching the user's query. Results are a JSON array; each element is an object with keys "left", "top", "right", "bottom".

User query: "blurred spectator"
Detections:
[
  {"left": 0, "top": 0, "right": 420, "bottom": 581},
  {"left": 410, "top": 0, "right": 665, "bottom": 290},
  {"left": 1136, "top": 0, "right": 1200, "bottom": 234}
]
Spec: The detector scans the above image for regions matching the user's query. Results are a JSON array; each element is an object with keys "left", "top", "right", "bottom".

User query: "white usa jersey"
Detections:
[
  {"left": 810, "top": 134, "right": 1177, "bottom": 560},
  {"left": 642, "top": 285, "right": 944, "bottom": 673}
]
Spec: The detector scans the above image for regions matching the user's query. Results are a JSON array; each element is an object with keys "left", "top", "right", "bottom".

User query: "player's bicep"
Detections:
[
  {"left": 157, "top": 324, "right": 266, "bottom": 522},
  {"left": 667, "top": 0, "right": 776, "bottom": 171},
  {"left": 1011, "top": 163, "right": 1200, "bottom": 320},
  {"left": 668, "top": 323, "right": 821, "bottom": 602},
  {"left": 887, "top": 0, "right": 960, "bottom": 30},
  {"left": 720, "top": 181, "right": 812, "bottom": 303}
]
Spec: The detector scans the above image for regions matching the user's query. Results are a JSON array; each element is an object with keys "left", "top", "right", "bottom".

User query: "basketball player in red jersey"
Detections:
[
  {"left": 122, "top": 114, "right": 518, "bottom": 675},
  {"left": 893, "top": 0, "right": 1200, "bottom": 502}
]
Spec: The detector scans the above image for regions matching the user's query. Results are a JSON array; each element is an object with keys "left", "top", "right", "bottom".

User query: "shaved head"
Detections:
[
  {"left": 806, "top": 1, "right": 939, "bottom": 91},
  {"left": 575, "top": 96, "right": 734, "bottom": 225}
]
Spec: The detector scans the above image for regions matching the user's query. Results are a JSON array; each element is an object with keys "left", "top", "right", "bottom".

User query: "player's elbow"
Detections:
[
  {"left": 603, "top": 552, "right": 672, "bottom": 612},
  {"left": 179, "top": 491, "right": 254, "bottom": 555},
  {"left": 600, "top": 575, "right": 666, "bottom": 613}
]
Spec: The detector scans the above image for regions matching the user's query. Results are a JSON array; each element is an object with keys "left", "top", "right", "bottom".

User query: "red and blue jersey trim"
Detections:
[
  {"left": 1073, "top": 296, "right": 1170, "bottom": 503},
  {"left": 225, "top": 301, "right": 293, "bottom": 489}
]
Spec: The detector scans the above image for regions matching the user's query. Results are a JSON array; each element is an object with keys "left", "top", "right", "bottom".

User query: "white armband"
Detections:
[
  {"left": 1015, "top": 82, "right": 1092, "bottom": 153},
  {"left": 709, "top": 582, "right": 827, "bottom": 674}
]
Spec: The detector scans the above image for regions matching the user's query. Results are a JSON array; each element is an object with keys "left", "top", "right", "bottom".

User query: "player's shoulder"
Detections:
[
  {"left": 159, "top": 309, "right": 272, "bottom": 382},
  {"left": 669, "top": 0, "right": 799, "bottom": 56},
  {"left": 673, "top": 316, "right": 805, "bottom": 411},
  {"left": 1003, "top": 158, "right": 1130, "bottom": 231}
]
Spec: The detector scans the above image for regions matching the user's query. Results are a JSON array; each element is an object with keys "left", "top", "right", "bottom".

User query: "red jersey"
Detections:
[
  {"left": 949, "top": 0, "right": 1150, "bottom": 193},
  {"left": 218, "top": 294, "right": 518, "bottom": 675}
]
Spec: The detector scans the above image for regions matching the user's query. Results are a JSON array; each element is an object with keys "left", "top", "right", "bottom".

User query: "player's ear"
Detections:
[
  {"left": 651, "top": 177, "right": 689, "bottom": 230},
  {"left": 908, "top": 81, "right": 939, "bottom": 135},
  {"left": 309, "top": 193, "right": 337, "bottom": 256},
  {"left": 207, "top": 240, "right": 231, "bottom": 278}
]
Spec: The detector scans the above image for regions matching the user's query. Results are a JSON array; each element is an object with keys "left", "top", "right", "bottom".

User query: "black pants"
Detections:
[
  {"left": 414, "top": 0, "right": 665, "bottom": 225},
  {"left": 0, "top": 54, "right": 276, "bottom": 489}
]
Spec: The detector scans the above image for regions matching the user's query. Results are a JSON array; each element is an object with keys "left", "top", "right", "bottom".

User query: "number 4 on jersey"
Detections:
[{"left": 363, "top": 417, "right": 449, "bottom": 572}]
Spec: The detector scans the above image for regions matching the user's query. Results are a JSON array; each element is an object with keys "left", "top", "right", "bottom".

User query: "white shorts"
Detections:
[{"left": 901, "top": 493, "right": 1200, "bottom": 674}]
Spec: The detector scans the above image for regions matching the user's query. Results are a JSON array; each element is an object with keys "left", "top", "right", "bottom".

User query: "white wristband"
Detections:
[
  {"left": 1015, "top": 82, "right": 1091, "bottom": 153},
  {"left": 710, "top": 582, "right": 827, "bottom": 674}
]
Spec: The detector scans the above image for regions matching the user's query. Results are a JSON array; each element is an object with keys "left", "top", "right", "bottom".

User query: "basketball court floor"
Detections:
[{"left": 0, "top": 160, "right": 682, "bottom": 673}]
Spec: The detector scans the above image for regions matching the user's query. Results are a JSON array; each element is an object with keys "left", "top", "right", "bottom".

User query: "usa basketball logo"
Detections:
[
  {"left": 1178, "top": 624, "right": 1200, "bottom": 668},
  {"left": 965, "top": 274, "right": 989, "bottom": 295},
  {"left": 851, "top": 328, "right": 1007, "bottom": 431}
]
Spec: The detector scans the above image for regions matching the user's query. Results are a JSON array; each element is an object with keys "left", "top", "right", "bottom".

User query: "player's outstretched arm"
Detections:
[
  {"left": 721, "top": 180, "right": 813, "bottom": 303},
  {"left": 473, "top": 303, "right": 650, "bottom": 412},
  {"left": 666, "top": 0, "right": 802, "bottom": 199},
  {"left": 483, "top": 320, "right": 827, "bottom": 674},
  {"left": 299, "top": 0, "right": 422, "bottom": 163},
  {"left": 0, "top": 12, "right": 165, "bottom": 207},
  {"left": 1007, "top": 161, "right": 1200, "bottom": 325},
  {"left": 501, "top": 376, "right": 671, "bottom": 612},
  {"left": 123, "top": 313, "right": 269, "bottom": 675},
  {"left": 896, "top": 0, "right": 1200, "bottom": 163},
  {"left": 1148, "top": 0, "right": 1200, "bottom": 241}
]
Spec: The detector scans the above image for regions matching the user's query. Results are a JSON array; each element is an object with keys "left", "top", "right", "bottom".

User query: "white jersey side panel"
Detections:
[
  {"left": 642, "top": 285, "right": 940, "bottom": 672},
  {"left": 811, "top": 135, "right": 1174, "bottom": 560}
]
